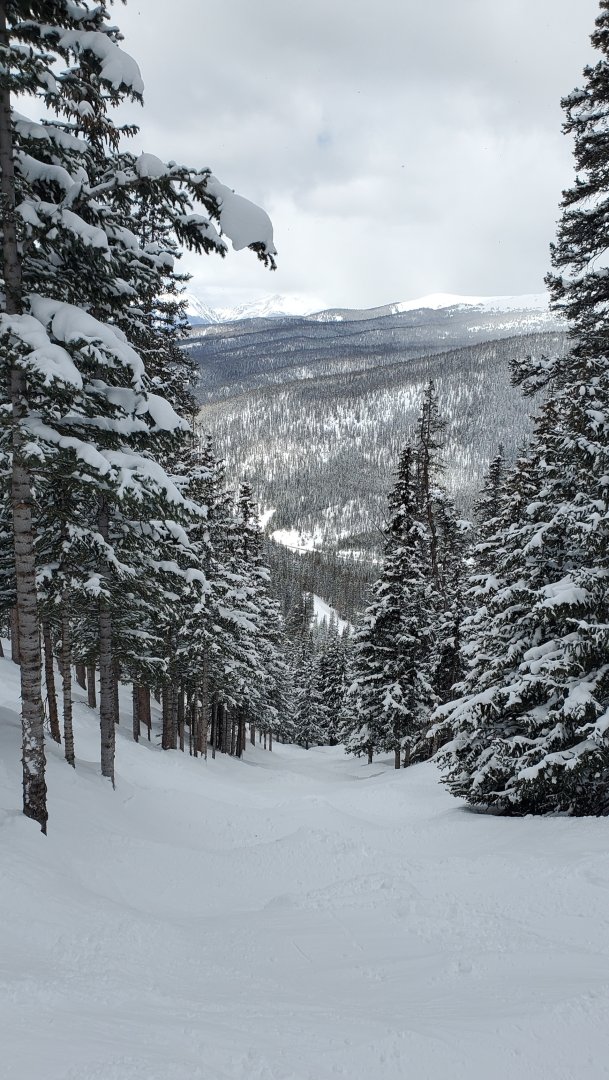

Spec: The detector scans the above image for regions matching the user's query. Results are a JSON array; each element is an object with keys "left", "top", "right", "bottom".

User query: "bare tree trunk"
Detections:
[
  {"left": 223, "top": 703, "right": 230, "bottom": 754},
  {"left": 367, "top": 747, "right": 373, "bottom": 765},
  {"left": 0, "top": 635, "right": 4, "bottom": 657},
  {"left": 140, "top": 686, "right": 151, "bottom": 741},
  {"left": 42, "top": 619, "right": 61, "bottom": 745},
  {"left": 75, "top": 662, "right": 86, "bottom": 690},
  {"left": 263, "top": 730, "right": 267, "bottom": 750},
  {"left": 98, "top": 501, "right": 115, "bottom": 786},
  {"left": 394, "top": 748, "right": 400, "bottom": 770},
  {"left": 0, "top": 24, "right": 47, "bottom": 829},
  {"left": 60, "top": 615, "right": 75, "bottom": 768},
  {"left": 190, "top": 696, "right": 196, "bottom": 757},
  {"left": 10, "top": 605, "right": 20, "bottom": 664},
  {"left": 268, "top": 728, "right": 273, "bottom": 753},
  {"left": 402, "top": 744, "right": 411, "bottom": 768},
  {"left": 162, "top": 685, "right": 178, "bottom": 750},
  {"left": 87, "top": 665, "right": 96, "bottom": 708},
  {"left": 211, "top": 698, "right": 216, "bottom": 759},
  {"left": 112, "top": 657, "right": 120, "bottom": 724},
  {"left": 177, "top": 687, "right": 185, "bottom": 752},
  {"left": 250, "top": 722, "right": 255, "bottom": 746},
  {"left": 230, "top": 713, "right": 237, "bottom": 757},
  {"left": 132, "top": 683, "right": 140, "bottom": 743},
  {"left": 201, "top": 651, "right": 210, "bottom": 760}
]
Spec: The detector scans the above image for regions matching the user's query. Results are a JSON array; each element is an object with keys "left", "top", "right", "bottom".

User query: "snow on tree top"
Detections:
[
  {"left": 207, "top": 177, "right": 276, "bottom": 255},
  {"left": 33, "top": 26, "right": 145, "bottom": 96}
]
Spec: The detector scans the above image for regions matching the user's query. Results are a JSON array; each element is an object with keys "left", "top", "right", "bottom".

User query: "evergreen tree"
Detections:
[
  {"left": 438, "top": 1, "right": 609, "bottom": 814},
  {"left": 344, "top": 446, "right": 433, "bottom": 767},
  {"left": 0, "top": 1, "right": 276, "bottom": 828}
]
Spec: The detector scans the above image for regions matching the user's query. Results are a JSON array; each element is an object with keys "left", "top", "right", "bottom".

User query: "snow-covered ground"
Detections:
[
  {"left": 312, "top": 593, "right": 351, "bottom": 635},
  {"left": 2, "top": 651, "right": 609, "bottom": 1080},
  {"left": 270, "top": 526, "right": 322, "bottom": 552}
]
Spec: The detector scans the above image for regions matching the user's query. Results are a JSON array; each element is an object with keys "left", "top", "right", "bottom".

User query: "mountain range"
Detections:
[
  {"left": 188, "top": 294, "right": 567, "bottom": 591},
  {"left": 185, "top": 290, "right": 557, "bottom": 327}
]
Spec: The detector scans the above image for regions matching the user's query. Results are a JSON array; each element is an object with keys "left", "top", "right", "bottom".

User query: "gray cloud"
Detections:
[{"left": 118, "top": 0, "right": 600, "bottom": 309}]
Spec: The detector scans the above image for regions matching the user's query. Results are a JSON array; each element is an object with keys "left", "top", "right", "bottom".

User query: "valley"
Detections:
[{"left": 191, "top": 296, "right": 567, "bottom": 553}]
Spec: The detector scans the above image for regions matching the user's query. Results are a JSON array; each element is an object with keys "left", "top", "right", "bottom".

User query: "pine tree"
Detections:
[
  {"left": 0, "top": 1, "right": 276, "bottom": 828},
  {"left": 438, "top": 1, "right": 609, "bottom": 815},
  {"left": 344, "top": 446, "right": 433, "bottom": 767}
]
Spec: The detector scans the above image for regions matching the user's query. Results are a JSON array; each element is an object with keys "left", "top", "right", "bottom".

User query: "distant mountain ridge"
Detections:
[{"left": 185, "top": 290, "right": 559, "bottom": 327}]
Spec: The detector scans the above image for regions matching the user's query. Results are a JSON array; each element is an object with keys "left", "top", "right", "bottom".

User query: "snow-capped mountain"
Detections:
[
  {"left": 184, "top": 292, "right": 320, "bottom": 325},
  {"left": 310, "top": 292, "right": 553, "bottom": 323},
  {"left": 185, "top": 290, "right": 556, "bottom": 327},
  {"left": 391, "top": 292, "right": 549, "bottom": 314}
]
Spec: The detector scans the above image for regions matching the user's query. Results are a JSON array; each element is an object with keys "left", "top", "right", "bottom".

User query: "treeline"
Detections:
[
  {"left": 0, "top": 1, "right": 282, "bottom": 832},
  {"left": 338, "top": 0, "right": 609, "bottom": 815}
]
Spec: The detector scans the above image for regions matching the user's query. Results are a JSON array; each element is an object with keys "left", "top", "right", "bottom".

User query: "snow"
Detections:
[
  {"left": 312, "top": 593, "right": 352, "bottom": 634},
  {"left": 47, "top": 27, "right": 145, "bottom": 95},
  {"left": 3, "top": 654, "right": 609, "bottom": 1079},
  {"left": 184, "top": 292, "right": 323, "bottom": 324},
  {"left": 392, "top": 292, "right": 551, "bottom": 314},
  {"left": 206, "top": 176, "right": 276, "bottom": 256},
  {"left": 259, "top": 506, "right": 276, "bottom": 529},
  {"left": 271, "top": 526, "right": 321, "bottom": 552}
]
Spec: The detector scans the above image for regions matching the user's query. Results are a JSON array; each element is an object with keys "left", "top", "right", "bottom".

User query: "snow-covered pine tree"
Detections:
[
  {"left": 292, "top": 634, "right": 327, "bottom": 750},
  {"left": 344, "top": 446, "right": 433, "bottom": 767},
  {"left": 438, "top": 1, "right": 609, "bottom": 814},
  {"left": 317, "top": 618, "right": 348, "bottom": 745},
  {"left": 0, "top": 1, "right": 276, "bottom": 828}
]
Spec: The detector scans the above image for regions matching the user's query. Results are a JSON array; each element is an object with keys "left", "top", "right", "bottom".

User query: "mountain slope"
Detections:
[{"left": 196, "top": 327, "right": 566, "bottom": 548}]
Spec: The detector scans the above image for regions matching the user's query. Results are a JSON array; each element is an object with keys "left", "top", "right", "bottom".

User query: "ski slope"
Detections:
[{"left": 2, "top": 651, "right": 609, "bottom": 1080}]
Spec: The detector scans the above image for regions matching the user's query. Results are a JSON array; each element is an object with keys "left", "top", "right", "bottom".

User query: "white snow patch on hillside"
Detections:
[
  {"left": 259, "top": 506, "right": 276, "bottom": 529},
  {"left": 393, "top": 292, "right": 550, "bottom": 314},
  {"left": 3, "top": 651, "right": 609, "bottom": 1079},
  {"left": 271, "top": 526, "right": 322, "bottom": 552},
  {"left": 312, "top": 593, "right": 352, "bottom": 634}
]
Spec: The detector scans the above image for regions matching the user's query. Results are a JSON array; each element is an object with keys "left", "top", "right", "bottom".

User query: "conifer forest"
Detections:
[{"left": 4, "top": 3, "right": 609, "bottom": 1079}]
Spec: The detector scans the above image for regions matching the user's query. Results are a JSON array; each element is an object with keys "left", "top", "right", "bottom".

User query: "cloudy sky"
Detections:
[{"left": 117, "top": 0, "right": 600, "bottom": 312}]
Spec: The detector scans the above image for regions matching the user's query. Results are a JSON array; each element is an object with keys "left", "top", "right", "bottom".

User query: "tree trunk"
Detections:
[
  {"left": 190, "top": 696, "right": 196, "bottom": 757},
  {"left": 201, "top": 650, "right": 210, "bottom": 760},
  {"left": 230, "top": 713, "right": 237, "bottom": 757},
  {"left": 98, "top": 501, "right": 115, "bottom": 786},
  {"left": 75, "top": 662, "right": 86, "bottom": 690},
  {"left": 112, "top": 657, "right": 120, "bottom": 724},
  {"left": 367, "top": 747, "right": 373, "bottom": 765},
  {"left": 139, "top": 686, "right": 151, "bottom": 741},
  {"left": 394, "top": 748, "right": 400, "bottom": 770},
  {"left": 268, "top": 728, "right": 273, "bottom": 753},
  {"left": 250, "top": 722, "right": 255, "bottom": 745},
  {"left": 42, "top": 619, "right": 61, "bottom": 745},
  {"left": 402, "top": 743, "right": 411, "bottom": 768},
  {"left": 10, "top": 605, "right": 20, "bottom": 665},
  {"left": 177, "top": 687, "right": 185, "bottom": 752},
  {"left": 162, "top": 685, "right": 177, "bottom": 750},
  {"left": 222, "top": 702, "right": 230, "bottom": 754},
  {"left": 87, "top": 665, "right": 96, "bottom": 708},
  {"left": 60, "top": 615, "right": 75, "bottom": 768},
  {"left": 132, "top": 683, "right": 140, "bottom": 743},
  {"left": 1, "top": 18, "right": 47, "bottom": 829},
  {"left": 211, "top": 698, "right": 217, "bottom": 759}
]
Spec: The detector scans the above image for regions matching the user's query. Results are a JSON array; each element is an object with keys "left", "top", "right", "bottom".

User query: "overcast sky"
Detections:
[{"left": 117, "top": 0, "right": 600, "bottom": 312}]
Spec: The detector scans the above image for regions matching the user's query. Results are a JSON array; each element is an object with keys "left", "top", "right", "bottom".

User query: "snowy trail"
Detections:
[{"left": 2, "top": 658, "right": 609, "bottom": 1079}]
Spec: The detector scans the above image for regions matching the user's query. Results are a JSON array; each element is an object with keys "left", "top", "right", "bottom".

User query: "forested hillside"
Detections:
[{"left": 196, "top": 321, "right": 567, "bottom": 547}]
